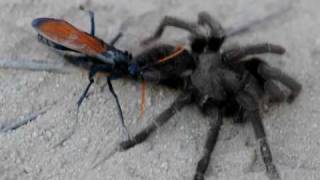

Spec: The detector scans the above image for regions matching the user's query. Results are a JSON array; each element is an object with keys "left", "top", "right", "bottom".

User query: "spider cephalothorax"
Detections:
[{"left": 120, "top": 11, "right": 302, "bottom": 180}]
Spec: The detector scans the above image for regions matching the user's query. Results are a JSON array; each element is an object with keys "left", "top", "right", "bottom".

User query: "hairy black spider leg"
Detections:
[
  {"left": 197, "top": 11, "right": 225, "bottom": 38},
  {"left": 236, "top": 87, "right": 280, "bottom": 179},
  {"left": 234, "top": 106, "right": 245, "bottom": 123},
  {"left": 258, "top": 63, "right": 302, "bottom": 103},
  {"left": 141, "top": 16, "right": 200, "bottom": 45},
  {"left": 119, "top": 92, "right": 193, "bottom": 150},
  {"left": 222, "top": 43, "right": 286, "bottom": 63},
  {"left": 194, "top": 108, "right": 223, "bottom": 180},
  {"left": 246, "top": 110, "right": 280, "bottom": 180}
]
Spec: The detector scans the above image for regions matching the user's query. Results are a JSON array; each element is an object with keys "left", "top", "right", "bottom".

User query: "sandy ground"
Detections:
[{"left": 1, "top": 0, "right": 320, "bottom": 179}]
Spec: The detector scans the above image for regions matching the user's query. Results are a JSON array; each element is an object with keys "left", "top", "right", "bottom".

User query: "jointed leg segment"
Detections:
[
  {"left": 258, "top": 64, "right": 302, "bottom": 103},
  {"left": 141, "top": 11, "right": 228, "bottom": 46},
  {"left": 88, "top": 11, "right": 95, "bottom": 36},
  {"left": 245, "top": 110, "right": 280, "bottom": 180},
  {"left": 141, "top": 16, "right": 200, "bottom": 45},
  {"left": 222, "top": 43, "right": 286, "bottom": 63},
  {"left": 264, "top": 80, "right": 286, "bottom": 103},
  {"left": 238, "top": 90, "right": 280, "bottom": 180},
  {"left": 120, "top": 92, "right": 193, "bottom": 150},
  {"left": 77, "top": 64, "right": 113, "bottom": 109},
  {"left": 194, "top": 107, "right": 223, "bottom": 180},
  {"left": 197, "top": 11, "right": 225, "bottom": 38}
]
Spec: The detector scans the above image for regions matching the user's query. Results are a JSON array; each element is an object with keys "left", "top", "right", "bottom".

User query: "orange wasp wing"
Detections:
[{"left": 32, "top": 18, "right": 107, "bottom": 56}]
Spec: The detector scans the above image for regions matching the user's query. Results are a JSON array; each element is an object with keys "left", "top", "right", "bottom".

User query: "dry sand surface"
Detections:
[{"left": 1, "top": 0, "right": 320, "bottom": 179}]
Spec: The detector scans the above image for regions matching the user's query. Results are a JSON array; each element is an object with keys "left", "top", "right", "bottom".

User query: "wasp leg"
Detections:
[
  {"left": 106, "top": 77, "right": 130, "bottom": 140},
  {"left": 236, "top": 91, "right": 280, "bottom": 180},
  {"left": 258, "top": 63, "right": 302, "bottom": 103},
  {"left": 194, "top": 107, "right": 222, "bottom": 180},
  {"left": 222, "top": 43, "right": 286, "bottom": 63},
  {"left": 119, "top": 92, "right": 193, "bottom": 150},
  {"left": 77, "top": 64, "right": 113, "bottom": 109},
  {"left": 141, "top": 16, "right": 201, "bottom": 45}
]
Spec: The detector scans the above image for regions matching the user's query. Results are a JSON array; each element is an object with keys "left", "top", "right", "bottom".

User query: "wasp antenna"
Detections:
[
  {"left": 79, "top": 6, "right": 95, "bottom": 35},
  {"left": 110, "top": 32, "right": 123, "bottom": 46}
]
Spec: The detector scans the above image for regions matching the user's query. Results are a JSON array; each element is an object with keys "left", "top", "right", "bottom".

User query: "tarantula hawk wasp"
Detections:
[
  {"left": 119, "top": 12, "right": 302, "bottom": 180},
  {"left": 32, "top": 9, "right": 195, "bottom": 139}
]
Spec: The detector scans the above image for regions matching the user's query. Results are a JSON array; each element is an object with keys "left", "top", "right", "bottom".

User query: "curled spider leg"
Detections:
[
  {"left": 264, "top": 80, "right": 286, "bottom": 103},
  {"left": 119, "top": 92, "right": 193, "bottom": 150},
  {"left": 142, "top": 6, "right": 292, "bottom": 46},
  {"left": 197, "top": 11, "right": 226, "bottom": 52},
  {"left": 194, "top": 107, "right": 223, "bottom": 180},
  {"left": 197, "top": 11, "right": 225, "bottom": 38},
  {"left": 258, "top": 63, "right": 302, "bottom": 103},
  {"left": 222, "top": 43, "right": 286, "bottom": 63},
  {"left": 141, "top": 16, "right": 201, "bottom": 45},
  {"left": 237, "top": 91, "right": 280, "bottom": 180},
  {"left": 247, "top": 110, "right": 280, "bottom": 180}
]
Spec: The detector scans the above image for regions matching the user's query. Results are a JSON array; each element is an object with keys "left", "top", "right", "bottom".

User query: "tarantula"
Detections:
[{"left": 120, "top": 12, "right": 302, "bottom": 180}]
